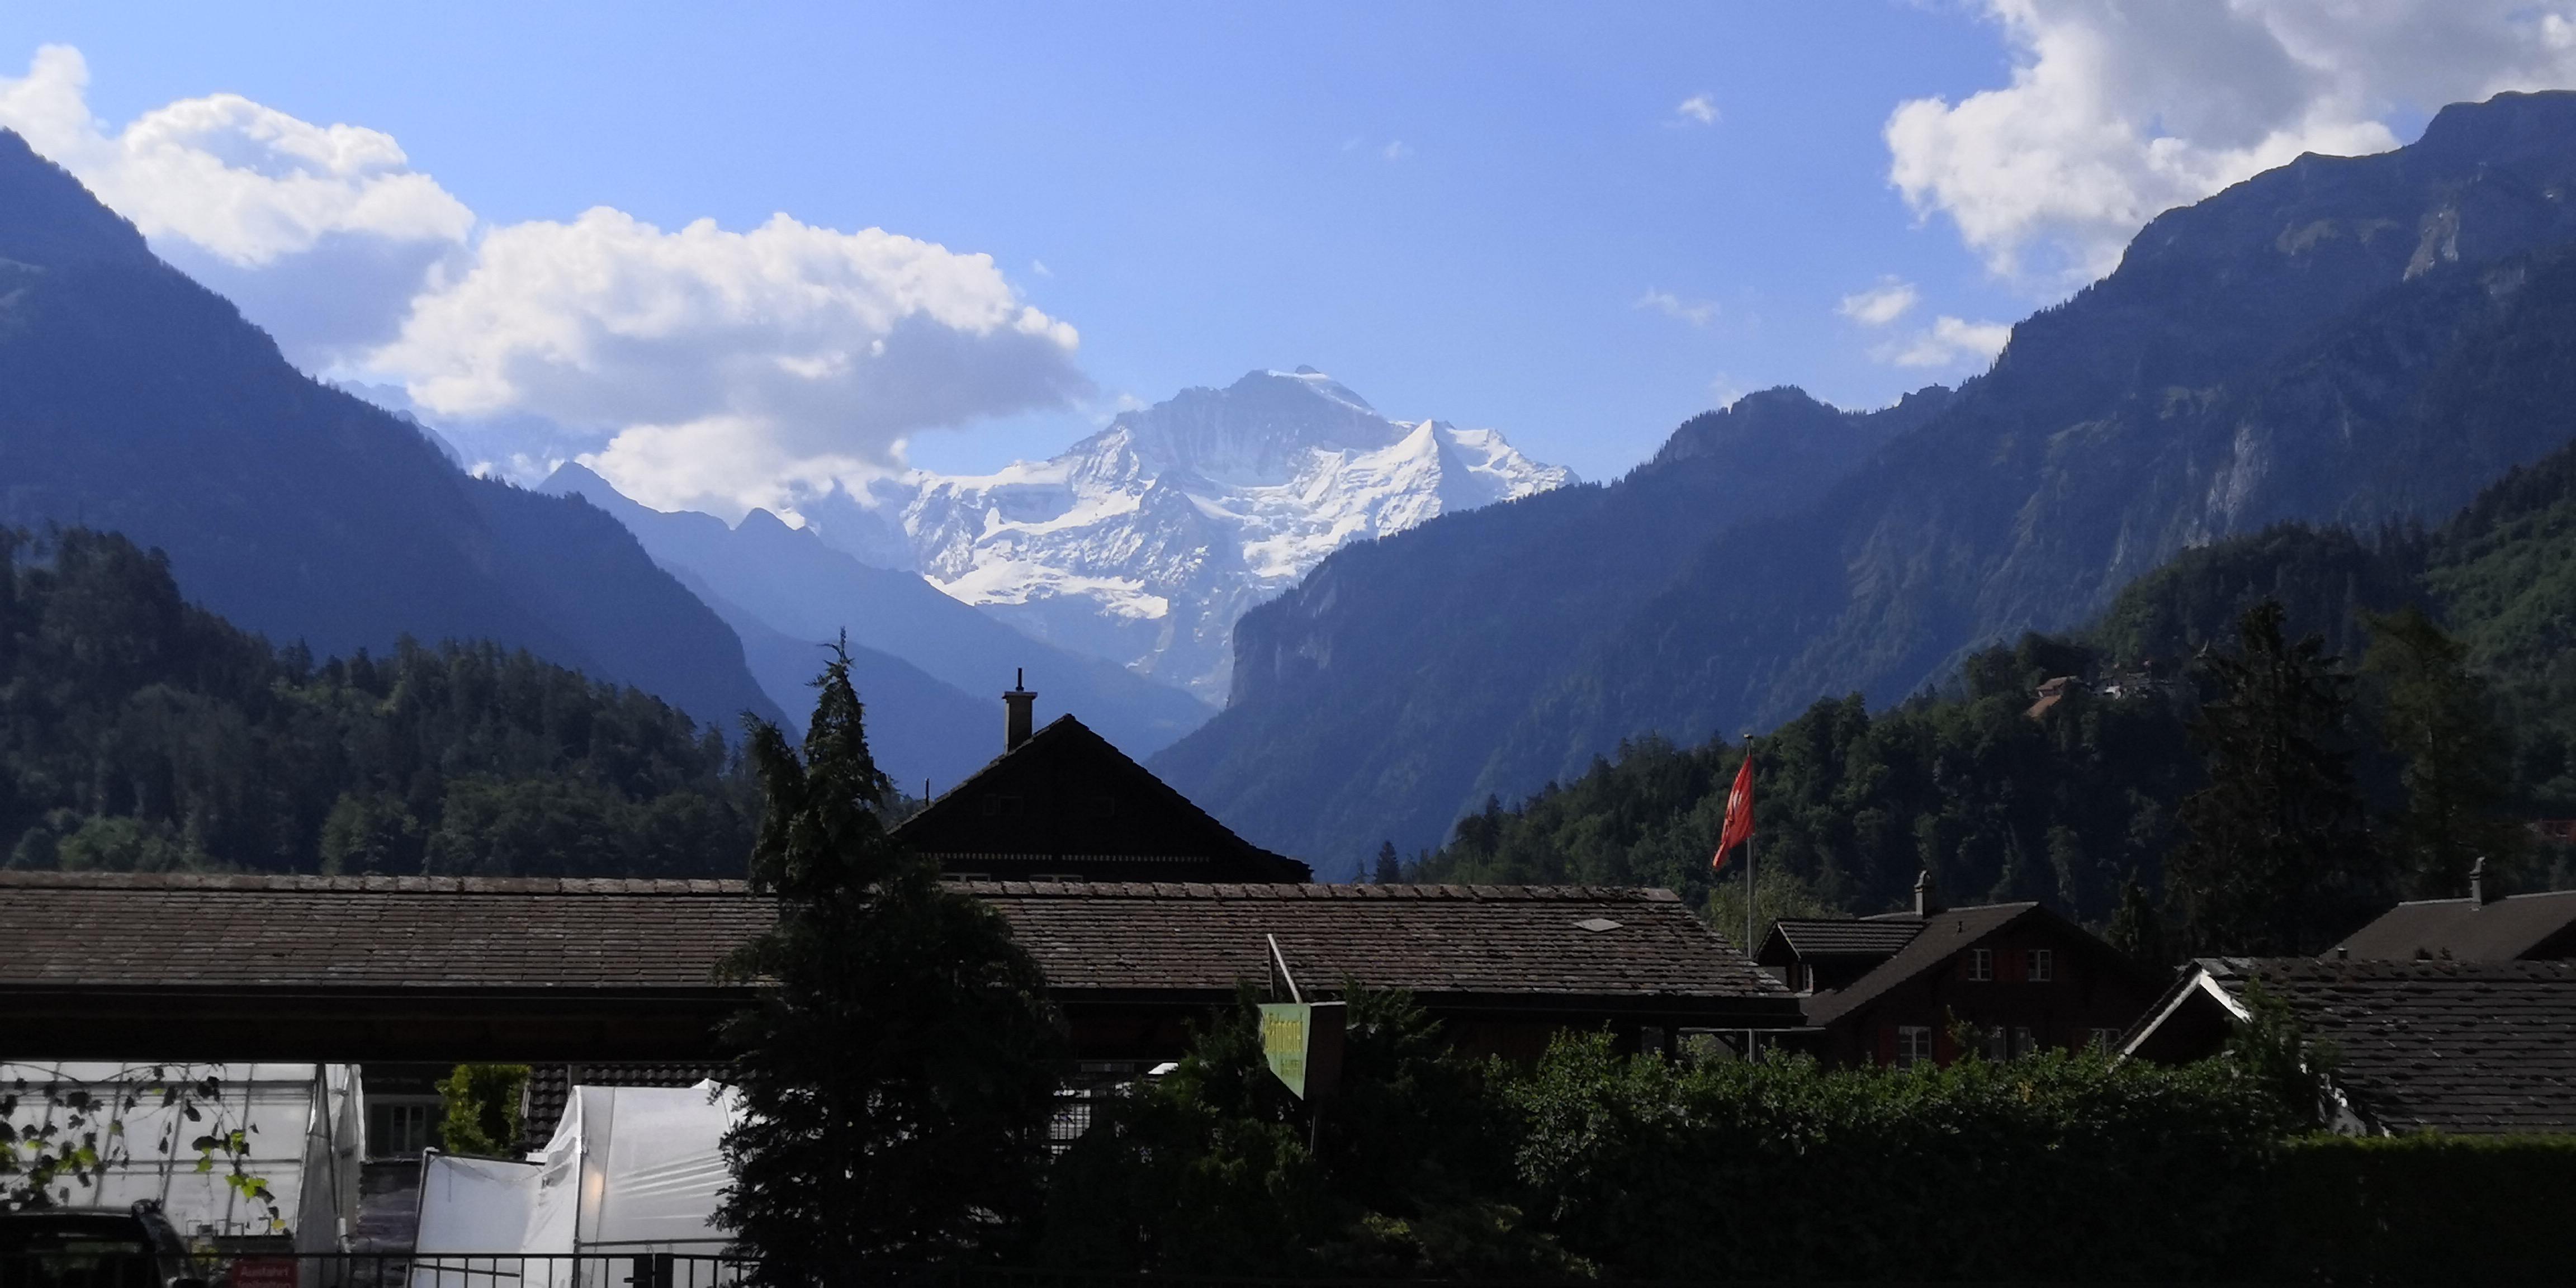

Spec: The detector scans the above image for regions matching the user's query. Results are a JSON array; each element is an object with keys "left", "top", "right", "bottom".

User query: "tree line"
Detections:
[
  {"left": 1404, "top": 423, "right": 2576, "bottom": 959},
  {"left": 0, "top": 527, "right": 756, "bottom": 878}
]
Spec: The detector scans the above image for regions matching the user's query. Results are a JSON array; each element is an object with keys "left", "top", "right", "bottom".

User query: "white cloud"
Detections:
[
  {"left": 1030, "top": 258, "right": 1053, "bottom": 277},
  {"left": 1635, "top": 287, "right": 1716, "bottom": 326},
  {"left": 1, "top": 44, "right": 1087, "bottom": 518},
  {"left": 371, "top": 207, "right": 1086, "bottom": 515},
  {"left": 1878, "top": 316, "right": 2013, "bottom": 370},
  {"left": 1675, "top": 94, "right": 1720, "bottom": 126},
  {"left": 1838, "top": 278, "right": 1919, "bottom": 326},
  {"left": 1889, "top": 0, "right": 2576, "bottom": 285},
  {"left": 1381, "top": 139, "right": 1410, "bottom": 162},
  {"left": 0, "top": 45, "right": 473, "bottom": 363},
  {"left": 0, "top": 45, "right": 472, "bottom": 267}
]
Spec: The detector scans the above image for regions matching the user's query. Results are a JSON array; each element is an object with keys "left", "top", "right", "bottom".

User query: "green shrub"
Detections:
[
  {"left": 2268, "top": 1134, "right": 2576, "bottom": 1283},
  {"left": 437, "top": 1064, "right": 529, "bottom": 1157}
]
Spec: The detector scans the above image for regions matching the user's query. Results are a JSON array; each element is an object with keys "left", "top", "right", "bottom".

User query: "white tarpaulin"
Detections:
[
  {"left": 411, "top": 1081, "right": 739, "bottom": 1288},
  {"left": 0, "top": 1062, "right": 361, "bottom": 1251}
]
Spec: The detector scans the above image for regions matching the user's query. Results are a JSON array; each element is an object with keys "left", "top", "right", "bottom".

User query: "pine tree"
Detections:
[
  {"left": 717, "top": 645, "right": 1063, "bottom": 1272},
  {"left": 2167, "top": 601, "right": 2372, "bottom": 954},
  {"left": 2362, "top": 605, "right": 2519, "bottom": 897},
  {"left": 1372, "top": 840, "right": 1402, "bottom": 884}
]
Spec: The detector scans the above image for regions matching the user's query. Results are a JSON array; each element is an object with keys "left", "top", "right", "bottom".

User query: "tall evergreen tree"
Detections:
[
  {"left": 1372, "top": 840, "right": 1402, "bottom": 884},
  {"left": 2167, "top": 601, "right": 2372, "bottom": 954},
  {"left": 718, "top": 646, "right": 1063, "bottom": 1273},
  {"left": 2362, "top": 606, "right": 2520, "bottom": 897}
]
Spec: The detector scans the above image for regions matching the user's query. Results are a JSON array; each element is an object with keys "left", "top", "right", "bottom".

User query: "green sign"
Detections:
[{"left": 1260, "top": 1001, "right": 1345, "bottom": 1100}]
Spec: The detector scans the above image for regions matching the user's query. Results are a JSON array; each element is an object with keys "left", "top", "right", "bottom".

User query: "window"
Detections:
[
  {"left": 1895, "top": 1025, "right": 1934, "bottom": 1069},
  {"left": 2090, "top": 1027, "right": 2122, "bottom": 1054},
  {"left": 368, "top": 1097, "right": 441, "bottom": 1159},
  {"left": 1967, "top": 948, "right": 1993, "bottom": 981},
  {"left": 1982, "top": 1025, "right": 2010, "bottom": 1061},
  {"left": 2027, "top": 948, "right": 2054, "bottom": 982},
  {"left": 2014, "top": 1026, "right": 2038, "bottom": 1057}
]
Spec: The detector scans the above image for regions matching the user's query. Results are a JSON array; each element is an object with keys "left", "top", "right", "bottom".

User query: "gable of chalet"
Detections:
[{"left": 891, "top": 714, "right": 1310, "bottom": 883}]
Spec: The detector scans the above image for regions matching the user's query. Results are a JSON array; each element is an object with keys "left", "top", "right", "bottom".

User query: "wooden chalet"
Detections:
[{"left": 1756, "top": 871, "right": 2161, "bottom": 1066}]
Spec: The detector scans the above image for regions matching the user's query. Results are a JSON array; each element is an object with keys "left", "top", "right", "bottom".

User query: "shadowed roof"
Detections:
[
  {"left": 2153, "top": 957, "right": 2576, "bottom": 1135},
  {"left": 1801, "top": 903, "right": 2045, "bottom": 1028},
  {"left": 892, "top": 715, "right": 1310, "bottom": 882},
  {"left": 2335, "top": 889, "right": 2576, "bottom": 962},
  {"left": 1757, "top": 917, "right": 1926, "bottom": 965},
  {"left": 0, "top": 872, "right": 1789, "bottom": 1018}
]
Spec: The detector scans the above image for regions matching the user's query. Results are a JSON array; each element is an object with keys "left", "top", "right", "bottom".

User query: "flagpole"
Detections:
[{"left": 1741, "top": 732, "right": 1755, "bottom": 1063}]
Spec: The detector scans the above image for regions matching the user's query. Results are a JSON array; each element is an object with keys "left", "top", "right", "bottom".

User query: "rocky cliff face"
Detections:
[{"left": 845, "top": 368, "right": 1570, "bottom": 702}]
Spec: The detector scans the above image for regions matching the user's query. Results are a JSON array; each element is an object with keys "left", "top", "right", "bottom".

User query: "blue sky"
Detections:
[{"left": 4, "top": 1, "right": 2570, "bottom": 508}]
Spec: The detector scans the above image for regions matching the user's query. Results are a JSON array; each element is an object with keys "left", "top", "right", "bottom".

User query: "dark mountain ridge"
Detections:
[
  {"left": 1161, "top": 89, "right": 2576, "bottom": 876},
  {"left": 0, "top": 130, "right": 780, "bottom": 732}
]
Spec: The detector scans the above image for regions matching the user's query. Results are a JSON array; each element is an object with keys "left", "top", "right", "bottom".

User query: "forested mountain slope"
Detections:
[
  {"left": 0, "top": 131, "right": 779, "bottom": 732},
  {"left": 0, "top": 529, "right": 756, "bottom": 876},
  {"left": 1417, "top": 423, "right": 2576, "bottom": 929},
  {"left": 1162, "top": 91, "right": 2576, "bottom": 876}
]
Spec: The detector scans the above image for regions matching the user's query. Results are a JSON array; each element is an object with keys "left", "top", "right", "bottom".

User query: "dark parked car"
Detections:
[{"left": 0, "top": 1202, "right": 210, "bottom": 1288}]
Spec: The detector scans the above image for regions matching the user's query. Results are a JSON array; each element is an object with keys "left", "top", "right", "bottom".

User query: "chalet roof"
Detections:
[
  {"left": 2334, "top": 889, "right": 2576, "bottom": 962},
  {"left": 891, "top": 715, "right": 1310, "bottom": 882},
  {"left": 1757, "top": 917, "right": 1925, "bottom": 965},
  {"left": 1801, "top": 903, "right": 2044, "bottom": 1028},
  {"left": 2162, "top": 958, "right": 2576, "bottom": 1135},
  {"left": 0, "top": 872, "right": 1788, "bottom": 1015},
  {"left": 956, "top": 880, "right": 1791, "bottom": 1009}
]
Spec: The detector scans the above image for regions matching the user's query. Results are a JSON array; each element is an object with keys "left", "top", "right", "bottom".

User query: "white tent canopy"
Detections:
[
  {"left": 0, "top": 1062, "right": 362, "bottom": 1251},
  {"left": 413, "top": 1081, "right": 740, "bottom": 1287}
]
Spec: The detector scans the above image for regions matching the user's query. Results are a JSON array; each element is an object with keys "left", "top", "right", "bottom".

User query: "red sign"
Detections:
[{"left": 230, "top": 1258, "right": 298, "bottom": 1288}]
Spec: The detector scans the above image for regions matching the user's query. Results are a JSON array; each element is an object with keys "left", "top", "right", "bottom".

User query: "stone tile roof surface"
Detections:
[
  {"left": 956, "top": 880, "right": 1787, "bottom": 1000},
  {"left": 1765, "top": 918, "right": 1925, "bottom": 959},
  {"left": 1801, "top": 903, "right": 2042, "bottom": 1028},
  {"left": 2206, "top": 958, "right": 2576, "bottom": 1134},
  {"left": 2334, "top": 889, "right": 2576, "bottom": 962},
  {"left": 0, "top": 870, "right": 762, "bottom": 991},
  {"left": 0, "top": 872, "right": 1783, "bottom": 1003}
]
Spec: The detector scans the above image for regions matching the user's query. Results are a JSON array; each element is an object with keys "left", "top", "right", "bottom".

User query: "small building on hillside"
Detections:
[
  {"left": 2333, "top": 859, "right": 2576, "bottom": 962},
  {"left": 1756, "top": 872, "right": 2162, "bottom": 1067},
  {"left": 890, "top": 673, "right": 1310, "bottom": 883},
  {"left": 2122, "top": 957, "right": 2576, "bottom": 1134}
]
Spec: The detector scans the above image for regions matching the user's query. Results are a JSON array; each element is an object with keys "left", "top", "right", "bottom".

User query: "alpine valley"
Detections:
[{"left": 1153, "top": 90, "right": 2576, "bottom": 878}]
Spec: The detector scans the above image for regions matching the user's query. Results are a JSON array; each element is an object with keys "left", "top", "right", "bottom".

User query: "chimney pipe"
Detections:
[
  {"left": 1914, "top": 868, "right": 1943, "bottom": 918},
  {"left": 2471, "top": 855, "right": 2496, "bottom": 905},
  {"left": 1003, "top": 668, "right": 1036, "bottom": 752}
]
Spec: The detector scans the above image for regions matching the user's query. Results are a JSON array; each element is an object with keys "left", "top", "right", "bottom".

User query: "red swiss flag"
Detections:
[{"left": 1711, "top": 751, "right": 1754, "bottom": 873}]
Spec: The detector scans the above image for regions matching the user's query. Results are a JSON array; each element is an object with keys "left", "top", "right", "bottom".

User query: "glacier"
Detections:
[{"left": 823, "top": 367, "right": 1573, "bottom": 702}]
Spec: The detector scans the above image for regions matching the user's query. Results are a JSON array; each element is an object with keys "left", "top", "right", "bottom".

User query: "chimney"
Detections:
[
  {"left": 2471, "top": 855, "right": 2496, "bottom": 905},
  {"left": 1914, "top": 869, "right": 1943, "bottom": 918},
  {"left": 1003, "top": 669, "right": 1036, "bottom": 752}
]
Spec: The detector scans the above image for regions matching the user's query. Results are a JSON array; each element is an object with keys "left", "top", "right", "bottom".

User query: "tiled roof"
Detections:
[
  {"left": 0, "top": 870, "right": 763, "bottom": 991},
  {"left": 0, "top": 872, "right": 1786, "bottom": 1009},
  {"left": 2202, "top": 958, "right": 2576, "bottom": 1135},
  {"left": 892, "top": 716, "right": 1311, "bottom": 882},
  {"left": 962, "top": 881, "right": 1789, "bottom": 1005},
  {"left": 1760, "top": 917, "right": 1925, "bottom": 962},
  {"left": 2335, "top": 890, "right": 2576, "bottom": 962},
  {"left": 1801, "top": 903, "right": 2042, "bottom": 1028}
]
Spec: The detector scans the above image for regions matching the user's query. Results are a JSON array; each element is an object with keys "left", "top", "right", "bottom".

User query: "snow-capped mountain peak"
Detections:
[{"left": 818, "top": 368, "right": 1573, "bottom": 702}]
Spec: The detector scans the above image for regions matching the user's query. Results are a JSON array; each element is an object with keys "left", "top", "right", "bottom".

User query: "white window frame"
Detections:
[
  {"left": 2028, "top": 948, "right": 2054, "bottom": 982},
  {"left": 1895, "top": 1025, "right": 1934, "bottom": 1069},
  {"left": 1967, "top": 947, "right": 1993, "bottom": 981}
]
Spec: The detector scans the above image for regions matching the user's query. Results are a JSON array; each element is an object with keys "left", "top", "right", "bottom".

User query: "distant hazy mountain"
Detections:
[
  {"left": 808, "top": 368, "right": 1571, "bottom": 702},
  {"left": 1158, "top": 90, "right": 2576, "bottom": 876},
  {"left": 541, "top": 465, "right": 1214, "bottom": 776},
  {"left": 0, "top": 131, "right": 779, "bottom": 733}
]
